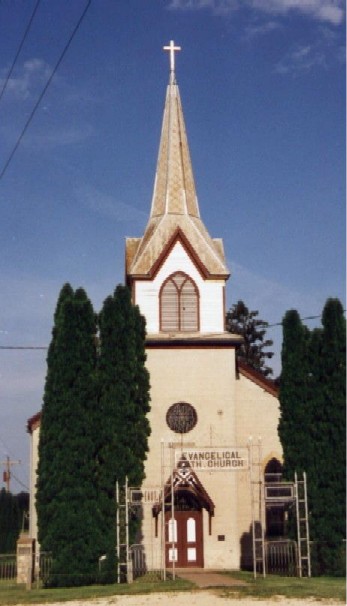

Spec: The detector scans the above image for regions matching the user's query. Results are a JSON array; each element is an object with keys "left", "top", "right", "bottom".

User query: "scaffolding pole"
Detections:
[
  {"left": 295, "top": 471, "right": 311, "bottom": 578},
  {"left": 161, "top": 439, "right": 166, "bottom": 581},
  {"left": 249, "top": 437, "right": 266, "bottom": 578},
  {"left": 116, "top": 481, "right": 119, "bottom": 583},
  {"left": 170, "top": 442, "right": 176, "bottom": 580}
]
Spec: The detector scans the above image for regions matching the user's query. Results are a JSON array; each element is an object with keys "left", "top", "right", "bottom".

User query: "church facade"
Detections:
[{"left": 28, "top": 42, "right": 282, "bottom": 571}]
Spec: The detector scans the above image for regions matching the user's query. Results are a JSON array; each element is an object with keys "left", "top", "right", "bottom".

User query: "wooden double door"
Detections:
[{"left": 165, "top": 510, "right": 203, "bottom": 568}]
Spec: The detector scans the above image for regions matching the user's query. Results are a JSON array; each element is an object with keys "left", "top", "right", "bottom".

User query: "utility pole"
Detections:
[{"left": 1, "top": 456, "right": 21, "bottom": 492}]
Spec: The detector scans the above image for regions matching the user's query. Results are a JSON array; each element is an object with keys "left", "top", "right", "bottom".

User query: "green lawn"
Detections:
[
  {"left": 221, "top": 571, "right": 346, "bottom": 602},
  {"left": 0, "top": 573, "right": 345, "bottom": 604},
  {"left": 0, "top": 577, "right": 191, "bottom": 605}
]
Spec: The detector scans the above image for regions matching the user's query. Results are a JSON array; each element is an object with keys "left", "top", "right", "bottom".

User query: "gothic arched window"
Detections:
[
  {"left": 160, "top": 272, "right": 199, "bottom": 332},
  {"left": 264, "top": 458, "right": 283, "bottom": 483}
]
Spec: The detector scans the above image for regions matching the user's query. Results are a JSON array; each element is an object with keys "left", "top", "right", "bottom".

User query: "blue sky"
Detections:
[{"left": 0, "top": 0, "right": 345, "bottom": 492}]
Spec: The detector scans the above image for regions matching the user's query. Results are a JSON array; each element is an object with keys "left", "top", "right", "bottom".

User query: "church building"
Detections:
[{"left": 28, "top": 41, "right": 282, "bottom": 572}]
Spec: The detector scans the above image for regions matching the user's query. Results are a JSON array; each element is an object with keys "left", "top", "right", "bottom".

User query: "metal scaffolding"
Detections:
[{"left": 250, "top": 440, "right": 311, "bottom": 578}]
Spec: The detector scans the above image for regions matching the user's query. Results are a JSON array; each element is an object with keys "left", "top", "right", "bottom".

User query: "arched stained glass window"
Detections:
[{"left": 160, "top": 272, "right": 199, "bottom": 332}]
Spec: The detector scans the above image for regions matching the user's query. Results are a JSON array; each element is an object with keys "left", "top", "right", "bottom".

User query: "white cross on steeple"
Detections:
[{"left": 163, "top": 40, "right": 181, "bottom": 83}]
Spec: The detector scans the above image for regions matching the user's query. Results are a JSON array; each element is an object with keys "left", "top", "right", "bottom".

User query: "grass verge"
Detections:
[
  {"left": 0, "top": 577, "right": 192, "bottom": 605},
  {"left": 0, "top": 573, "right": 345, "bottom": 604},
  {"left": 220, "top": 571, "right": 346, "bottom": 602}
]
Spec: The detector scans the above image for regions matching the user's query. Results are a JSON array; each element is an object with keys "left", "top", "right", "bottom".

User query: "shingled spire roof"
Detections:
[{"left": 126, "top": 41, "right": 229, "bottom": 280}]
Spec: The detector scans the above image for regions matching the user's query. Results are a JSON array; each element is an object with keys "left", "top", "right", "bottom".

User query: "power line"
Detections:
[
  {"left": 265, "top": 314, "right": 322, "bottom": 329},
  {"left": 0, "top": 0, "right": 42, "bottom": 103},
  {"left": 0, "top": 345, "right": 47, "bottom": 350},
  {"left": 0, "top": 311, "right": 345, "bottom": 350},
  {"left": 0, "top": 0, "right": 92, "bottom": 180},
  {"left": 10, "top": 472, "right": 29, "bottom": 493},
  {"left": 264, "top": 311, "right": 346, "bottom": 329}
]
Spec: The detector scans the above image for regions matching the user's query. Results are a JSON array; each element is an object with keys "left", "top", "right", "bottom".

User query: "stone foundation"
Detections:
[{"left": 17, "top": 534, "right": 35, "bottom": 586}]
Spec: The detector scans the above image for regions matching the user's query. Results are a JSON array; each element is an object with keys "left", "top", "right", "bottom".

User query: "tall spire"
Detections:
[
  {"left": 126, "top": 41, "right": 229, "bottom": 280},
  {"left": 149, "top": 41, "right": 200, "bottom": 219}
]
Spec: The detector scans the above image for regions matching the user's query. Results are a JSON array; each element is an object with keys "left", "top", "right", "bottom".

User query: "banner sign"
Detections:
[{"left": 177, "top": 447, "right": 249, "bottom": 471}]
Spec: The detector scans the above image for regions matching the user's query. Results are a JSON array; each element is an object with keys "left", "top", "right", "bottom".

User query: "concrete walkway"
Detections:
[{"left": 175, "top": 569, "right": 248, "bottom": 588}]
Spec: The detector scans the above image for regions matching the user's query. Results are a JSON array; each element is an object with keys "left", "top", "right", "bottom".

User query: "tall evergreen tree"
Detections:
[
  {"left": 96, "top": 285, "right": 151, "bottom": 578},
  {"left": 130, "top": 304, "right": 151, "bottom": 485},
  {"left": 278, "top": 300, "right": 346, "bottom": 575},
  {"left": 226, "top": 300, "right": 274, "bottom": 377},
  {"left": 36, "top": 285, "right": 103, "bottom": 586},
  {"left": 309, "top": 299, "right": 346, "bottom": 575},
  {"left": 278, "top": 310, "right": 314, "bottom": 546},
  {"left": 278, "top": 310, "right": 312, "bottom": 479}
]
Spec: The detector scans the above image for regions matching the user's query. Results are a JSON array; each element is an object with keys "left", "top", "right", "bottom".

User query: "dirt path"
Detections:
[{"left": 10, "top": 591, "right": 342, "bottom": 606}]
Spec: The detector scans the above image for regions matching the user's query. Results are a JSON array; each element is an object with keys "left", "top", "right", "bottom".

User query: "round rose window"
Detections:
[{"left": 166, "top": 402, "right": 197, "bottom": 434}]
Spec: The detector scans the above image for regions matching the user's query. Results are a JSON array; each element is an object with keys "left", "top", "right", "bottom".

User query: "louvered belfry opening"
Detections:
[{"left": 160, "top": 271, "right": 199, "bottom": 332}]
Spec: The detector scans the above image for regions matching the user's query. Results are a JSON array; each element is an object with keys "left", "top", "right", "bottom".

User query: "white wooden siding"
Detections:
[{"left": 134, "top": 241, "right": 225, "bottom": 333}]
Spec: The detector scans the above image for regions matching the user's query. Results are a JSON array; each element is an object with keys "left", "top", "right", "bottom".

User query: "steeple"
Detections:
[
  {"left": 149, "top": 54, "right": 200, "bottom": 219},
  {"left": 126, "top": 41, "right": 229, "bottom": 280}
]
